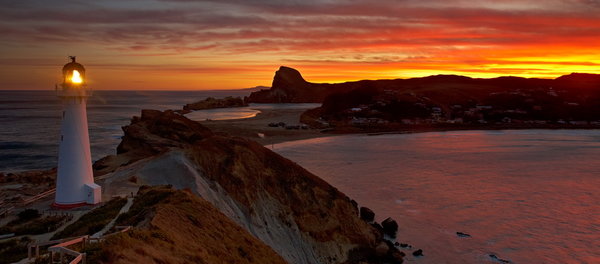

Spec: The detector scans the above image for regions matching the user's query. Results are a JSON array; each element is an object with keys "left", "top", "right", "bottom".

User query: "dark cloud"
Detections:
[{"left": 1, "top": 0, "right": 600, "bottom": 89}]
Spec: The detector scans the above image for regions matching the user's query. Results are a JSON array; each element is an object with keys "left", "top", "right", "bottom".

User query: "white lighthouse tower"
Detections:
[{"left": 53, "top": 56, "right": 101, "bottom": 208}]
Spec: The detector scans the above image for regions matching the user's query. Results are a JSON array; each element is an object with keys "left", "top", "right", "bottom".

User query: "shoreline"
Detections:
[
  {"left": 197, "top": 108, "right": 334, "bottom": 145},
  {"left": 197, "top": 107, "right": 600, "bottom": 145}
]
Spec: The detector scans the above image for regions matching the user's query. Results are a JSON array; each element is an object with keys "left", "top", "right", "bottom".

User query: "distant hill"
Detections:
[
  {"left": 246, "top": 66, "right": 600, "bottom": 129},
  {"left": 247, "top": 66, "right": 600, "bottom": 105}
]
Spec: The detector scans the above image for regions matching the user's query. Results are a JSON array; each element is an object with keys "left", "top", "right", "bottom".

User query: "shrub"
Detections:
[
  {"left": 0, "top": 213, "right": 68, "bottom": 236},
  {"left": 0, "top": 237, "right": 31, "bottom": 264},
  {"left": 17, "top": 209, "right": 40, "bottom": 222},
  {"left": 51, "top": 197, "right": 127, "bottom": 240}
]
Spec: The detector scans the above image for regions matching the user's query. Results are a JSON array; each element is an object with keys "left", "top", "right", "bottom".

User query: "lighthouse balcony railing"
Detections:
[{"left": 55, "top": 85, "right": 93, "bottom": 98}]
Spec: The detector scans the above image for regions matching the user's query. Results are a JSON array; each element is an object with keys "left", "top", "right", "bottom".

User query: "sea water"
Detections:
[
  {"left": 0, "top": 90, "right": 250, "bottom": 172},
  {"left": 273, "top": 130, "right": 600, "bottom": 263}
]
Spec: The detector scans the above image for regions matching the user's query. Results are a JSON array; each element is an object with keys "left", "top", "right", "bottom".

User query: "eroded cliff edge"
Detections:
[{"left": 94, "top": 110, "right": 401, "bottom": 264}]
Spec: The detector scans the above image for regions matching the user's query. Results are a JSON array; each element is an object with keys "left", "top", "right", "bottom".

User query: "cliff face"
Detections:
[{"left": 99, "top": 110, "right": 393, "bottom": 264}]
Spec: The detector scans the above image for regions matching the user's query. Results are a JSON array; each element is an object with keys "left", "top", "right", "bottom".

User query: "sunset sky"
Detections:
[{"left": 1, "top": 0, "right": 600, "bottom": 90}]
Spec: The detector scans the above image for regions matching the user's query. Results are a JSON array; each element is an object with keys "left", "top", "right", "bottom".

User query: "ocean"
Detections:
[
  {"left": 0, "top": 90, "right": 251, "bottom": 172},
  {"left": 273, "top": 130, "right": 600, "bottom": 263}
]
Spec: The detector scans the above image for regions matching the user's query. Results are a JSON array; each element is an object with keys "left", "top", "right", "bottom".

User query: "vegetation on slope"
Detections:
[
  {"left": 0, "top": 237, "right": 31, "bottom": 264},
  {"left": 0, "top": 209, "right": 68, "bottom": 236},
  {"left": 51, "top": 197, "right": 127, "bottom": 240},
  {"left": 89, "top": 185, "right": 287, "bottom": 264}
]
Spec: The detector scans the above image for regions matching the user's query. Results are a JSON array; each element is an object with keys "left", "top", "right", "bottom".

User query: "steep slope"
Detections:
[
  {"left": 93, "top": 185, "right": 287, "bottom": 264},
  {"left": 98, "top": 110, "right": 398, "bottom": 264}
]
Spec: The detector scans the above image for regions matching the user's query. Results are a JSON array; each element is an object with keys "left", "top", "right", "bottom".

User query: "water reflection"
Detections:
[{"left": 274, "top": 130, "right": 600, "bottom": 263}]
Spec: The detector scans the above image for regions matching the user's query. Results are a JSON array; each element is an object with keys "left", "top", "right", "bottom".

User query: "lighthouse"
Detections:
[{"left": 53, "top": 56, "right": 101, "bottom": 208}]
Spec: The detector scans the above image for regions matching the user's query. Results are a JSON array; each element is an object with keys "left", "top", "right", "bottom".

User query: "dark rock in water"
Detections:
[
  {"left": 394, "top": 242, "right": 400, "bottom": 246},
  {"left": 489, "top": 254, "right": 511, "bottom": 263},
  {"left": 412, "top": 249, "right": 423, "bottom": 256},
  {"left": 400, "top": 243, "right": 410, "bottom": 248},
  {"left": 370, "top": 222, "right": 384, "bottom": 234},
  {"left": 360, "top": 206, "right": 375, "bottom": 222},
  {"left": 456, "top": 232, "right": 471, "bottom": 238},
  {"left": 382, "top": 217, "right": 399, "bottom": 237}
]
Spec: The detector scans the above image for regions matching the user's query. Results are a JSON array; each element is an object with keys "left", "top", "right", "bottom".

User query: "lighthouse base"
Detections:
[
  {"left": 51, "top": 202, "right": 89, "bottom": 210},
  {"left": 52, "top": 183, "right": 102, "bottom": 210},
  {"left": 84, "top": 183, "right": 102, "bottom": 204}
]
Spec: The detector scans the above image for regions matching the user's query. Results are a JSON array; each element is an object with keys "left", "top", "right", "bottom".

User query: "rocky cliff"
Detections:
[
  {"left": 246, "top": 66, "right": 332, "bottom": 103},
  {"left": 96, "top": 110, "right": 402, "bottom": 264}
]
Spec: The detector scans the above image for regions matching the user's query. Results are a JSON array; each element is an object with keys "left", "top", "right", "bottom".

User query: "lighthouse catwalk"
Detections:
[{"left": 53, "top": 56, "right": 101, "bottom": 208}]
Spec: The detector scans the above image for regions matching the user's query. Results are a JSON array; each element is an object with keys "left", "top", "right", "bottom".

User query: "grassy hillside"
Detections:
[{"left": 88, "top": 186, "right": 287, "bottom": 264}]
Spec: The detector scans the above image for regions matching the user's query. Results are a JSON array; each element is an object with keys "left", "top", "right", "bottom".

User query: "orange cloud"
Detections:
[{"left": 1, "top": 0, "right": 599, "bottom": 89}]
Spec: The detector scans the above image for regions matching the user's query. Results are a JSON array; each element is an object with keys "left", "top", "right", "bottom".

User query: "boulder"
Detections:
[
  {"left": 412, "top": 249, "right": 423, "bottom": 257},
  {"left": 375, "top": 241, "right": 389, "bottom": 257},
  {"left": 390, "top": 250, "right": 405, "bottom": 264},
  {"left": 370, "top": 222, "right": 384, "bottom": 234},
  {"left": 360, "top": 207, "right": 375, "bottom": 222},
  {"left": 382, "top": 217, "right": 399, "bottom": 237}
]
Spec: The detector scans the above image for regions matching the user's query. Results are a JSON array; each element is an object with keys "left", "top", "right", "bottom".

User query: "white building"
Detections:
[{"left": 53, "top": 57, "right": 101, "bottom": 208}]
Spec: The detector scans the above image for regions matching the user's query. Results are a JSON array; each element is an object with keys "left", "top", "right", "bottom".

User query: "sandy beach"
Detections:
[
  {"left": 197, "top": 108, "right": 331, "bottom": 145},
  {"left": 197, "top": 106, "right": 600, "bottom": 147}
]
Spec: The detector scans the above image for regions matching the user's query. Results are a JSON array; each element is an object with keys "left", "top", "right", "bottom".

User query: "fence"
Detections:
[{"left": 28, "top": 226, "right": 132, "bottom": 264}]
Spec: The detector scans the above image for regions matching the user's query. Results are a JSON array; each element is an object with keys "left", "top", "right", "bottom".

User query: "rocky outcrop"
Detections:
[
  {"left": 360, "top": 207, "right": 375, "bottom": 222},
  {"left": 246, "top": 66, "right": 329, "bottom": 103},
  {"left": 115, "top": 110, "right": 213, "bottom": 159},
  {"left": 382, "top": 218, "right": 399, "bottom": 238},
  {"left": 183, "top": 96, "right": 248, "bottom": 111},
  {"left": 98, "top": 110, "right": 399, "bottom": 264}
]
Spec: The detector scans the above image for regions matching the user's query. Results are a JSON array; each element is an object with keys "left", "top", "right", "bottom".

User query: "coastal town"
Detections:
[{"left": 315, "top": 85, "right": 600, "bottom": 129}]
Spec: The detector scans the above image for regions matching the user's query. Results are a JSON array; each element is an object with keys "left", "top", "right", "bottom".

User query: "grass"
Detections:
[
  {"left": 0, "top": 237, "right": 31, "bottom": 264},
  {"left": 51, "top": 197, "right": 127, "bottom": 240},
  {"left": 0, "top": 209, "right": 69, "bottom": 236},
  {"left": 113, "top": 185, "right": 174, "bottom": 227},
  {"left": 82, "top": 230, "right": 171, "bottom": 264}
]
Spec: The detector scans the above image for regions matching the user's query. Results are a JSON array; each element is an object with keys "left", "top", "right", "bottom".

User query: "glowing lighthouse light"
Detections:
[
  {"left": 53, "top": 56, "right": 101, "bottom": 209},
  {"left": 71, "top": 70, "right": 82, "bottom": 84}
]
